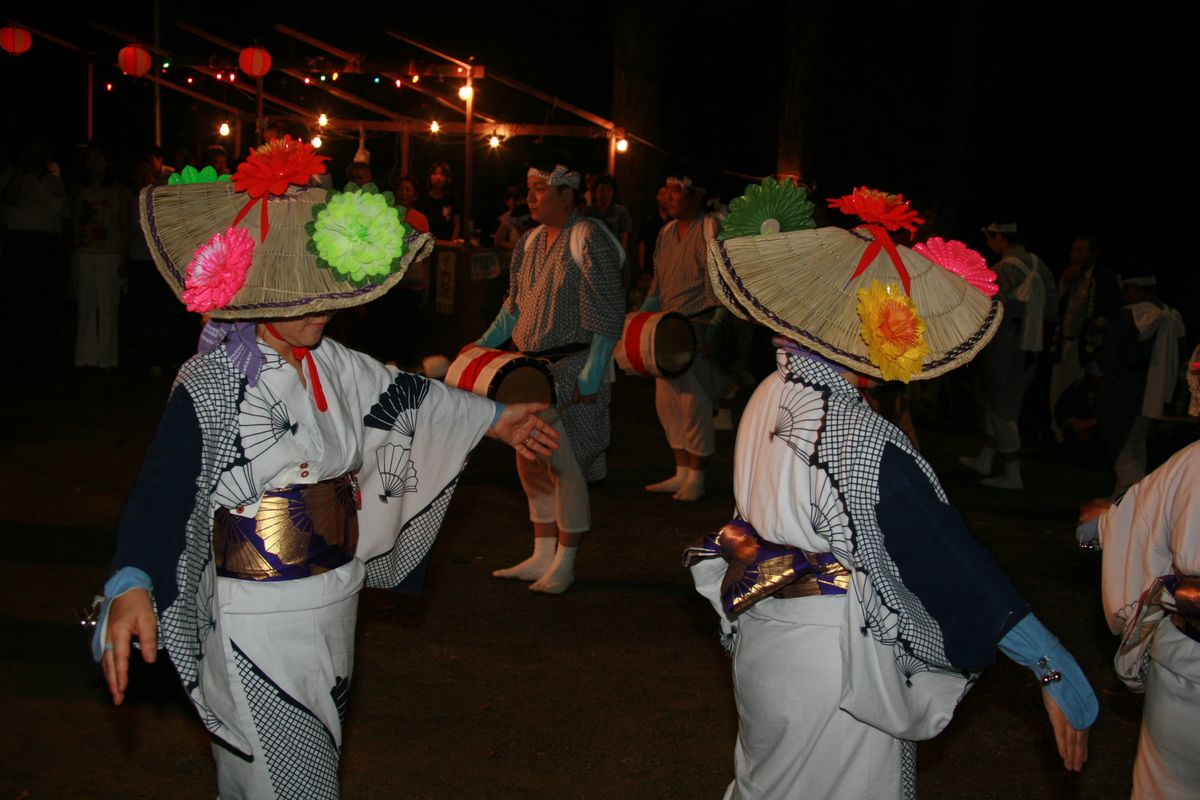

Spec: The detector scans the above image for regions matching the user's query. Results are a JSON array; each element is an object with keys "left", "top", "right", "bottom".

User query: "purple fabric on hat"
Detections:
[
  {"left": 771, "top": 335, "right": 842, "bottom": 372},
  {"left": 199, "top": 320, "right": 265, "bottom": 387}
]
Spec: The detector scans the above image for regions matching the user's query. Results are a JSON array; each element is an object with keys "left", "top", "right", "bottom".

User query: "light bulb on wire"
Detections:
[
  {"left": 318, "top": 113, "right": 328, "bottom": 127},
  {"left": 311, "top": 135, "right": 323, "bottom": 148},
  {"left": 458, "top": 84, "right": 473, "bottom": 101},
  {"left": 488, "top": 135, "right": 500, "bottom": 148},
  {"left": 616, "top": 138, "right": 629, "bottom": 153},
  {"left": 219, "top": 122, "right": 231, "bottom": 137},
  {"left": 430, "top": 120, "right": 440, "bottom": 133}
]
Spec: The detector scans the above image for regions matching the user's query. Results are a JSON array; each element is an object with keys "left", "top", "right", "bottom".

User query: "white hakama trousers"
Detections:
[
  {"left": 73, "top": 252, "right": 121, "bottom": 368},
  {"left": 655, "top": 353, "right": 731, "bottom": 458},
  {"left": 1132, "top": 620, "right": 1200, "bottom": 800},
  {"left": 212, "top": 559, "right": 364, "bottom": 800},
  {"left": 726, "top": 594, "right": 904, "bottom": 800}
]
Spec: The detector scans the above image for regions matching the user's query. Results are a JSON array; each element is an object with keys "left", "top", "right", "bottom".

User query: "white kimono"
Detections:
[
  {"left": 692, "top": 349, "right": 1031, "bottom": 800},
  {"left": 1100, "top": 441, "right": 1200, "bottom": 799},
  {"left": 114, "top": 335, "right": 496, "bottom": 798}
]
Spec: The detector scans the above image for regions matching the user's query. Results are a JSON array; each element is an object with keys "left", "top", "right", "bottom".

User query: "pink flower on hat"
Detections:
[
  {"left": 914, "top": 237, "right": 998, "bottom": 297},
  {"left": 182, "top": 226, "right": 255, "bottom": 312}
]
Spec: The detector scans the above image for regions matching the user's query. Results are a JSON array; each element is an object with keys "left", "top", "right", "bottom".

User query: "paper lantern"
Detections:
[
  {"left": 0, "top": 26, "right": 32, "bottom": 56},
  {"left": 118, "top": 45, "right": 152, "bottom": 77},
  {"left": 238, "top": 47, "right": 271, "bottom": 78}
]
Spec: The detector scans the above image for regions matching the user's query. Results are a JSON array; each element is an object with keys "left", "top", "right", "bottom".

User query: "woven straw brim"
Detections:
[
  {"left": 140, "top": 182, "right": 433, "bottom": 320},
  {"left": 707, "top": 227, "right": 1002, "bottom": 381}
]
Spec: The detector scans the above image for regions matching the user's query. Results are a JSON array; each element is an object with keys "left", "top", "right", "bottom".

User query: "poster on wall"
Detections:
[
  {"left": 436, "top": 251, "right": 456, "bottom": 314},
  {"left": 470, "top": 251, "right": 499, "bottom": 281}
]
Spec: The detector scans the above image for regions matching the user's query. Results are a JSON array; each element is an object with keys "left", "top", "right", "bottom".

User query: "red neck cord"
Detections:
[{"left": 266, "top": 324, "right": 328, "bottom": 412}]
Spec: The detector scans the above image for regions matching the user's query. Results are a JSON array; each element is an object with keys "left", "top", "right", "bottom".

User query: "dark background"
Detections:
[{"left": 2, "top": 3, "right": 1187, "bottom": 319}]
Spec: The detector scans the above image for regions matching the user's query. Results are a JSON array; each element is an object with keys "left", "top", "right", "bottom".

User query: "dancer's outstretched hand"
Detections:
[{"left": 489, "top": 403, "right": 560, "bottom": 461}]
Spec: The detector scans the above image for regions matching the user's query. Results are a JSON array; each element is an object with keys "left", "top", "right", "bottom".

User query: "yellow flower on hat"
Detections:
[{"left": 856, "top": 281, "right": 930, "bottom": 383}]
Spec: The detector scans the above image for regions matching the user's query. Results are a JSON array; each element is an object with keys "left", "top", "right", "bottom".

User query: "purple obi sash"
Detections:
[
  {"left": 213, "top": 474, "right": 360, "bottom": 581},
  {"left": 682, "top": 519, "right": 850, "bottom": 615}
]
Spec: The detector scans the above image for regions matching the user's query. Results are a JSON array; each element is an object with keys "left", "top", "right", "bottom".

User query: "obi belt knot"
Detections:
[{"left": 683, "top": 519, "right": 850, "bottom": 615}]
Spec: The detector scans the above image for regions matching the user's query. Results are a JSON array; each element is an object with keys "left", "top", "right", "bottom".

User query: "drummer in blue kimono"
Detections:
[
  {"left": 475, "top": 160, "right": 625, "bottom": 594},
  {"left": 687, "top": 182, "right": 1097, "bottom": 799},
  {"left": 91, "top": 136, "right": 558, "bottom": 799}
]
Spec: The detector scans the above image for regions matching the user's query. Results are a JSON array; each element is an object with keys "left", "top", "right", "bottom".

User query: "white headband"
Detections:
[
  {"left": 666, "top": 175, "right": 704, "bottom": 194},
  {"left": 528, "top": 165, "right": 582, "bottom": 190}
]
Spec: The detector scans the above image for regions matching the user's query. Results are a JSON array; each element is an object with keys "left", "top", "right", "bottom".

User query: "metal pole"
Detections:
[
  {"left": 463, "top": 77, "right": 474, "bottom": 243},
  {"left": 86, "top": 62, "right": 94, "bottom": 141},
  {"left": 256, "top": 77, "right": 264, "bottom": 143},
  {"left": 401, "top": 128, "right": 410, "bottom": 176},
  {"left": 607, "top": 133, "right": 616, "bottom": 174},
  {"left": 153, "top": 0, "right": 162, "bottom": 146}
]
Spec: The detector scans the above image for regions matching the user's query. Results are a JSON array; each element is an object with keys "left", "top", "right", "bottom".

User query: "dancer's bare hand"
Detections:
[
  {"left": 1043, "top": 689, "right": 1089, "bottom": 771},
  {"left": 101, "top": 589, "right": 157, "bottom": 706},
  {"left": 490, "top": 403, "right": 560, "bottom": 461}
]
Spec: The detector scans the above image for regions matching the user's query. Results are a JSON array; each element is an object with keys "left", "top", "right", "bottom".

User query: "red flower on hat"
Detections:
[
  {"left": 182, "top": 227, "right": 255, "bottom": 313},
  {"left": 828, "top": 187, "right": 924, "bottom": 233},
  {"left": 232, "top": 135, "right": 327, "bottom": 199}
]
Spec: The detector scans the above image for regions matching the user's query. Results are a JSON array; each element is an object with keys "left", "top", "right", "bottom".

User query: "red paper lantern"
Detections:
[
  {"left": 118, "top": 45, "right": 152, "bottom": 77},
  {"left": 0, "top": 26, "right": 32, "bottom": 56},
  {"left": 239, "top": 47, "right": 272, "bottom": 78}
]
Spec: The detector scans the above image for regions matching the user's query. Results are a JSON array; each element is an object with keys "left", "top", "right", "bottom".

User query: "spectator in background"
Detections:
[
  {"left": 636, "top": 183, "right": 671, "bottom": 278},
  {"left": 1, "top": 140, "right": 70, "bottom": 370},
  {"left": 493, "top": 184, "right": 533, "bottom": 250},
  {"left": 959, "top": 222, "right": 1057, "bottom": 489},
  {"left": 141, "top": 145, "right": 174, "bottom": 184},
  {"left": 202, "top": 144, "right": 229, "bottom": 176},
  {"left": 394, "top": 175, "right": 429, "bottom": 234},
  {"left": 1048, "top": 235, "right": 1121, "bottom": 441},
  {"left": 586, "top": 174, "right": 633, "bottom": 252},
  {"left": 345, "top": 161, "right": 372, "bottom": 189},
  {"left": 1092, "top": 268, "right": 1185, "bottom": 499},
  {"left": 71, "top": 142, "right": 130, "bottom": 369},
  {"left": 415, "top": 161, "right": 461, "bottom": 241}
]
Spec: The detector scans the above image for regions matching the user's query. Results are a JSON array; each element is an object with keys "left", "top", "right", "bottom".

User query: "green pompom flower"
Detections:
[
  {"left": 305, "top": 183, "right": 410, "bottom": 287},
  {"left": 167, "top": 165, "right": 231, "bottom": 185},
  {"left": 718, "top": 177, "right": 815, "bottom": 240}
]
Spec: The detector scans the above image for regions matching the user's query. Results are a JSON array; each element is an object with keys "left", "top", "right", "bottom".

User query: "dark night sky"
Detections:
[{"left": 3, "top": 3, "right": 1184, "bottom": 318}]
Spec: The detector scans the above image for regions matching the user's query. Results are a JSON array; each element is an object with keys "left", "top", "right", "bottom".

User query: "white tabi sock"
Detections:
[
  {"left": 492, "top": 537, "right": 557, "bottom": 581},
  {"left": 958, "top": 446, "right": 995, "bottom": 476},
  {"left": 673, "top": 469, "right": 705, "bottom": 502},
  {"left": 646, "top": 466, "right": 690, "bottom": 493},
  {"left": 982, "top": 459, "right": 1023, "bottom": 490},
  {"left": 530, "top": 545, "right": 577, "bottom": 594}
]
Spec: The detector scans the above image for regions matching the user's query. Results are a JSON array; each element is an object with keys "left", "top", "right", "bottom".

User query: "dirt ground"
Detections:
[{"left": 0, "top": 358, "right": 1160, "bottom": 799}]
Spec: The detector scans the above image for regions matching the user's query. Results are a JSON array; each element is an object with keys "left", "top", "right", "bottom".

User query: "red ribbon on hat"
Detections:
[
  {"left": 850, "top": 224, "right": 911, "bottom": 296},
  {"left": 266, "top": 324, "right": 328, "bottom": 413},
  {"left": 230, "top": 195, "right": 273, "bottom": 242},
  {"left": 828, "top": 188, "right": 924, "bottom": 296}
]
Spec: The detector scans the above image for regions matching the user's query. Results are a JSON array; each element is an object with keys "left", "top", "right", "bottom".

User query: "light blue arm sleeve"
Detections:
[
  {"left": 577, "top": 334, "right": 619, "bottom": 396},
  {"left": 640, "top": 292, "right": 661, "bottom": 312},
  {"left": 491, "top": 402, "right": 503, "bottom": 427},
  {"left": 998, "top": 613, "right": 1099, "bottom": 729},
  {"left": 476, "top": 308, "right": 518, "bottom": 348},
  {"left": 91, "top": 567, "right": 153, "bottom": 662}
]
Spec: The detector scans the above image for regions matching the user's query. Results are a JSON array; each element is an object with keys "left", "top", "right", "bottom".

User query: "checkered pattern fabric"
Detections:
[{"left": 233, "top": 641, "right": 341, "bottom": 800}]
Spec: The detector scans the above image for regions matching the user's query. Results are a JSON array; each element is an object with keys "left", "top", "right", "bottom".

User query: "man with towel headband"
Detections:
[{"left": 476, "top": 160, "right": 625, "bottom": 593}]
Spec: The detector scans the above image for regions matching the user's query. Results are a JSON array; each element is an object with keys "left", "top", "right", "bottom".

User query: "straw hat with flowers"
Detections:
[
  {"left": 707, "top": 180, "right": 1003, "bottom": 382},
  {"left": 140, "top": 136, "right": 432, "bottom": 320}
]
